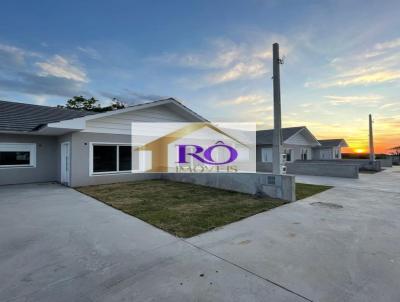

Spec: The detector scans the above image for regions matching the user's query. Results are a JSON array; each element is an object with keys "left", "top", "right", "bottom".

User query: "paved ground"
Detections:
[
  {"left": 189, "top": 166, "right": 400, "bottom": 302},
  {"left": 0, "top": 183, "right": 308, "bottom": 302},
  {"left": 1, "top": 167, "right": 399, "bottom": 301}
]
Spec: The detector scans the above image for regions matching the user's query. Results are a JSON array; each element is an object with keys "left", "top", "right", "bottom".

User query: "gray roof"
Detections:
[
  {"left": 0, "top": 100, "right": 97, "bottom": 132},
  {"left": 0, "top": 98, "right": 207, "bottom": 133},
  {"left": 257, "top": 126, "right": 305, "bottom": 145},
  {"left": 318, "top": 139, "right": 347, "bottom": 148}
]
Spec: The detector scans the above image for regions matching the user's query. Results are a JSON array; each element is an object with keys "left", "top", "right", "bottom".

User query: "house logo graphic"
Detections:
[{"left": 131, "top": 122, "right": 256, "bottom": 173}]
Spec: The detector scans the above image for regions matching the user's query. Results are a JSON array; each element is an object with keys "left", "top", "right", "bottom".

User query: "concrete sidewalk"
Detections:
[
  {"left": 296, "top": 166, "right": 400, "bottom": 194},
  {"left": 0, "top": 183, "right": 307, "bottom": 302}
]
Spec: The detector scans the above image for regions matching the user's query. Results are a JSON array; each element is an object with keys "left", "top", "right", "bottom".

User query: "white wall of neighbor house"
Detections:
[
  {"left": 258, "top": 144, "right": 313, "bottom": 163},
  {"left": 312, "top": 147, "right": 342, "bottom": 160},
  {"left": 83, "top": 104, "right": 200, "bottom": 135}
]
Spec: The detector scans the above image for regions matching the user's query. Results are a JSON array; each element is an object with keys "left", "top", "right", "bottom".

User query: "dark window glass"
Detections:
[
  {"left": 0, "top": 151, "right": 30, "bottom": 166},
  {"left": 93, "top": 146, "right": 116, "bottom": 172},
  {"left": 119, "top": 146, "right": 132, "bottom": 171},
  {"left": 285, "top": 150, "right": 291, "bottom": 162}
]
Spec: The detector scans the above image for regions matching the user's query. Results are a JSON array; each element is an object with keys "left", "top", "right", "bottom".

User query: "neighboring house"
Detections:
[
  {"left": 256, "top": 126, "right": 348, "bottom": 164},
  {"left": 0, "top": 98, "right": 207, "bottom": 187},
  {"left": 312, "top": 139, "right": 348, "bottom": 160},
  {"left": 256, "top": 126, "right": 321, "bottom": 164}
]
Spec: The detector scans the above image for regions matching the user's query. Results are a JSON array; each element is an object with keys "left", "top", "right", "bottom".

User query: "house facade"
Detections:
[
  {"left": 312, "top": 139, "right": 348, "bottom": 160},
  {"left": 0, "top": 98, "right": 207, "bottom": 187},
  {"left": 256, "top": 126, "right": 348, "bottom": 168}
]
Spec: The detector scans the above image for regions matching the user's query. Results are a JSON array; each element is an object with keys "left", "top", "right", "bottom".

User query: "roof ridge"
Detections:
[{"left": 0, "top": 99, "right": 94, "bottom": 113}]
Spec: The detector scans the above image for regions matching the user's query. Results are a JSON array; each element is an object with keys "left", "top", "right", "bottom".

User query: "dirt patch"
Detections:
[{"left": 310, "top": 202, "right": 343, "bottom": 209}]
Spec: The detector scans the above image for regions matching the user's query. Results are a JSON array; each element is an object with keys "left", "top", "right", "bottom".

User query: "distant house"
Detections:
[
  {"left": 256, "top": 126, "right": 348, "bottom": 163},
  {"left": 312, "top": 139, "right": 348, "bottom": 160}
]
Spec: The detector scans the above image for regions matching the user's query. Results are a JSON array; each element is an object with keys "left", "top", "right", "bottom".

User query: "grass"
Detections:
[
  {"left": 77, "top": 180, "right": 332, "bottom": 238},
  {"left": 296, "top": 183, "right": 332, "bottom": 200},
  {"left": 77, "top": 179, "right": 286, "bottom": 238}
]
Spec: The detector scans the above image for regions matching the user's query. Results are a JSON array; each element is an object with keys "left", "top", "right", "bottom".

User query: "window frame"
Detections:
[
  {"left": 0, "top": 143, "right": 36, "bottom": 168},
  {"left": 89, "top": 142, "right": 143, "bottom": 176},
  {"left": 284, "top": 148, "right": 293, "bottom": 162},
  {"left": 261, "top": 147, "right": 272, "bottom": 163}
]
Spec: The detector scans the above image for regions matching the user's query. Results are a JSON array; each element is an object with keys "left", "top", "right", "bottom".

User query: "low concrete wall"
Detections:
[
  {"left": 257, "top": 162, "right": 273, "bottom": 172},
  {"left": 287, "top": 162, "right": 359, "bottom": 178},
  {"left": 257, "top": 161, "right": 359, "bottom": 178},
  {"left": 378, "top": 158, "right": 392, "bottom": 167},
  {"left": 162, "top": 172, "right": 296, "bottom": 202},
  {"left": 309, "top": 159, "right": 381, "bottom": 171}
]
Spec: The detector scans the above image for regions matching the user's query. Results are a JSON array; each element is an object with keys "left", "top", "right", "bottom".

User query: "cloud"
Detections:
[
  {"left": 375, "top": 38, "right": 400, "bottom": 50},
  {"left": 215, "top": 94, "right": 268, "bottom": 107},
  {"left": 0, "top": 43, "right": 40, "bottom": 71},
  {"left": 0, "top": 43, "right": 88, "bottom": 98},
  {"left": 307, "top": 37, "right": 400, "bottom": 88},
  {"left": 101, "top": 90, "right": 166, "bottom": 105},
  {"left": 0, "top": 71, "right": 86, "bottom": 97},
  {"left": 148, "top": 36, "right": 290, "bottom": 86},
  {"left": 209, "top": 61, "right": 267, "bottom": 84},
  {"left": 36, "top": 55, "right": 88, "bottom": 82},
  {"left": 77, "top": 46, "right": 101, "bottom": 60},
  {"left": 379, "top": 103, "right": 398, "bottom": 109},
  {"left": 324, "top": 95, "right": 383, "bottom": 105},
  {"left": 32, "top": 95, "right": 48, "bottom": 105}
]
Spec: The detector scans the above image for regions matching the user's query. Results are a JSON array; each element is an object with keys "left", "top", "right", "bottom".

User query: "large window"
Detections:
[
  {"left": 0, "top": 143, "right": 36, "bottom": 167},
  {"left": 91, "top": 144, "right": 132, "bottom": 174}
]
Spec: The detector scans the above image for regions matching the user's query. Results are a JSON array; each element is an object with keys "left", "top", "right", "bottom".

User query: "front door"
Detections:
[{"left": 60, "top": 142, "right": 70, "bottom": 186}]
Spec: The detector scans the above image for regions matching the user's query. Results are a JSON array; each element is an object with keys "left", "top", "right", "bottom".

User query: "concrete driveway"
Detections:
[
  {"left": 0, "top": 183, "right": 307, "bottom": 302},
  {"left": 1, "top": 167, "right": 400, "bottom": 302}
]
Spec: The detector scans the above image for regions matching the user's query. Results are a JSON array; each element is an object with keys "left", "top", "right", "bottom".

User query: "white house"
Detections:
[{"left": 256, "top": 126, "right": 348, "bottom": 165}]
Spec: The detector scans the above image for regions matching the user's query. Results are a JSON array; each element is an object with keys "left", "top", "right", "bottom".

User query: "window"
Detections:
[
  {"left": 91, "top": 144, "right": 132, "bottom": 174},
  {"left": 0, "top": 143, "right": 36, "bottom": 167},
  {"left": 301, "top": 148, "right": 309, "bottom": 160},
  {"left": 284, "top": 149, "right": 292, "bottom": 162},
  {"left": 119, "top": 146, "right": 132, "bottom": 171},
  {"left": 93, "top": 145, "right": 117, "bottom": 173},
  {"left": 261, "top": 148, "right": 272, "bottom": 162},
  {"left": 335, "top": 147, "right": 340, "bottom": 159}
]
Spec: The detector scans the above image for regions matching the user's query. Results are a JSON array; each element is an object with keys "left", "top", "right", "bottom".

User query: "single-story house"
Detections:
[
  {"left": 312, "top": 139, "right": 348, "bottom": 160},
  {"left": 256, "top": 126, "right": 348, "bottom": 163},
  {"left": 0, "top": 98, "right": 208, "bottom": 187}
]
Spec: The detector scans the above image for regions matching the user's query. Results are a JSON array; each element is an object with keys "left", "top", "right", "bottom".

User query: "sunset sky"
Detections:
[{"left": 0, "top": 0, "right": 399, "bottom": 153}]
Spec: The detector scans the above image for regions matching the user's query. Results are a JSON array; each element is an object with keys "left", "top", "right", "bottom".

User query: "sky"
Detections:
[{"left": 0, "top": 0, "right": 399, "bottom": 153}]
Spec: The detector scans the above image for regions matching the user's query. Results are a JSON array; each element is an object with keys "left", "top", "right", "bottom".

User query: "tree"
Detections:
[
  {"left": 60, "top": 96, "right": 126, "bottom": 112},
  {"left": 64, "top": 96, "right": 101, "bottom": 111},
  {"left": 389, "top": 146, "right": 400, "bottom": 156}
]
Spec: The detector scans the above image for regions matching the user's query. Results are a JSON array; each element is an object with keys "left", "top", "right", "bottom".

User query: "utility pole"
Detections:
[
  {"left": 272, "top": 43, "right": 283, "bottom": 175},
  {"left": 369, "top": 114, "right": 375, "bottom": 161}
]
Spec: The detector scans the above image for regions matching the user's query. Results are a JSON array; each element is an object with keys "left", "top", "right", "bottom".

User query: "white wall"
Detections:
[{"left": 84, "top": 104, "right": 199, "bottom": 135}]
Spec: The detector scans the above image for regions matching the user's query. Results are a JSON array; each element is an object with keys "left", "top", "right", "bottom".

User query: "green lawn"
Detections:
[
  {"left": 77, "top": 180, "right": 331, "bottom": 238},
  {"left": 296, "top": 183, "right": 332, "bottom": 200}
]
